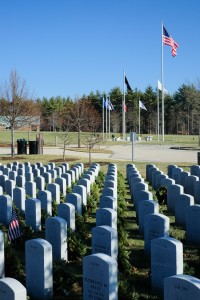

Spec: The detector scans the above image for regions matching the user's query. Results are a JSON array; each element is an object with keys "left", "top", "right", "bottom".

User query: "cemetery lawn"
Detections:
[
  {"left": 1, "top": 154, "right": 200, "bottom": 299},
  {"left": 0, "top": 130, "right": 200, "bottom": 147}
]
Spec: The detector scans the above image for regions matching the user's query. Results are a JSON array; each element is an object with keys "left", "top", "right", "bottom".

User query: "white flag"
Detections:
[
  {"left": 158, "top": 79, "right": 162, "bottom": 91},
  {"left": 164, "top": 87, "right": 168, "bottom": 94},
  {"left": 158, "top": 80, "right": 168, "bottom": 95},
  {"left": 139, "top": 100, "right": 147, "bottom": 111},
  {"left": 108, "top": 99, "right": 114, "bottom": 111},
  {"left": 158, "top": 79, "right": 168, "bottom": 94}
]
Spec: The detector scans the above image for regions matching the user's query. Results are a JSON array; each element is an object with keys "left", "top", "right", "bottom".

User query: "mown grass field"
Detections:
[{"left": 0, "top": 130, "right": 199, "bottom": 147}]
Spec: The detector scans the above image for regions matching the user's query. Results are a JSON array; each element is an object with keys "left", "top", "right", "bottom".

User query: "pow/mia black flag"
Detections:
[{"left": 125, "top": 76, "right": 132, "bottom": 91}]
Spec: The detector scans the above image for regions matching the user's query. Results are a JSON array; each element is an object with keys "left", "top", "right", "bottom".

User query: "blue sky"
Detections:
[{"left": 0, "top": 0, "right": 199, "bottom": 99}]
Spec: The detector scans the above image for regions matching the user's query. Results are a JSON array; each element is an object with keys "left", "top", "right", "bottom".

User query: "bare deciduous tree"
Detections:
[
  {"left": 110, "top": 111, "right": 121, "bottom": 134},
  {"left": 70, "top": 99, "right": 101, "bottom": 148},
  {"left": 84, "top": 133, "right": 101, "bottom": 165},
  {"left": 83, "top": 104, "right": 101, "bottom": 164},
  {"left": 0, "top": 70, "right": 39, "bottom": 157},
  {"left": 57, "top": 113, "right": 72, "bottom": 160}
]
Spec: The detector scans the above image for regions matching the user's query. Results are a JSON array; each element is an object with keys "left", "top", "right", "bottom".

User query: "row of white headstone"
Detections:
[
  {"left": 0, "top": 161, "right": 92, "bottom": 299},
  {"left": 127, "top": 163, "right": 200, "bottom": 299},
  {"left": 0, "top": 161, "right": 120, "bottom": 299},
  {"left": 147, "top": 163, "right": 200, "bottom": 243},
  {"left": 83, "top": 163, "right": 118, "bottom": 300}
]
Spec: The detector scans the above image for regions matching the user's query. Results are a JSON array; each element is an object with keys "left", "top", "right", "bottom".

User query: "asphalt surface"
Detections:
[
  {"left": 108, "top": 143, "right": 199, "bottom": 163},
  {"left": 1, "top": 142, "right": 199, "bottom": 164}
]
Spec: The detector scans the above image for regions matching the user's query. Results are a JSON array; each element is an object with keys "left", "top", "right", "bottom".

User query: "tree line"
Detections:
[
  {"left": 1, "top": 70, "right": 200, "bottom": 141},
  {"left": 38, "top": 83, "right": 200, "bottom": 136}
]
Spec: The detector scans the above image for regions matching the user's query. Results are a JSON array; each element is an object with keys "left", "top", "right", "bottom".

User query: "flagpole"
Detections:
[
  {"left": 161, "top": 21, "right": 165, "bottom": 142},
  {"left": 108, "top": 96, "right": 111, "bottom": 140},
  {"left": 106, "top": 97, "right": 108, "bottom": 140},
  {"left": 102, "top": 97, "right": 104, "bottom": 141},
  {"left": 157, "top": 81, "right": 160, "bottom": 141},
  {"left": 139, "top": 99, "right": 141, "bottom": 137},
  {"left": 123, "top": 70, "right": 125, "bottom": 140}
]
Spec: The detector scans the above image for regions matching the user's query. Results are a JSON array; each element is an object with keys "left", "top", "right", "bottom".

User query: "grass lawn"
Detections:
[{"left": 0, "top": 130, "right": 199, "bottom": 147}]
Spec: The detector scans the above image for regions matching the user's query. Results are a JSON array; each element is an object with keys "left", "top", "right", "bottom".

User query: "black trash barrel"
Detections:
[
  {"left": 198, "top": 152, "right": 200, "bottom": 165},
  {"left": 29, "top": 141, "right": 38, "bottom": 154},
  {"left": 17, "top": 139, "right": 27, "bottom": 154}
]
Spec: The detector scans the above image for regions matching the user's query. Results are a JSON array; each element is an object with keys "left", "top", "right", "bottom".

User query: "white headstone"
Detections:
[
  {"left": 151, "top": 237, "right": 183, "bottom": 295},
  {"left": 66, "top": 193, "right": 82, "bottom": 215},
  {"left": 57, "top": 203, "right": 75, "bottom": 232},
  {"left": 185, "top": 175, "right": 199, "bottom": 197},
  {"left": 25, "top": 198, "right": 41, "bottom": 231},
  {"left": 144, "top": 213, "right": 169, "bottom": 254},
  {"left": 194, "top": 181, "right": 200, "bottom": 204},
  {"left": 47, "top": 183, "right": 60, "bottom": 203},
  {"left": 45, "top": 217, "right": 68, "bottom": 261},
  {"left": 83, "top": 253, "right": 118, "bottom": 300},
  {"left": 0, "top": 277, "right": 27, "bottom": 300},
  {"left": 0, "top": 231, "right": 4, "bottom": 278},
  {"left": 13, "top": 187, "right": 26, "bottom": 212},
  {"left": 138, "top": 200, "right": 159, "bottom": 234},
  {"left": 92, "top": 225, "right": 118, "bottom": 259},
  {"left": 167, "top": 184, "right": 184, "bottom": 213},
  {"left": 73, "top": 185, "right": 87, "bottom": 206},
  {"left": 26, "top": 239, "right": 53, "bottom": 299},
  {"left": 100, "top": 196, "right": 117, "bottom": 211},
  {"left": 96, "top": 208, "right": 117, "bottom": 231},
  {"left": 186, "top": 205, "right": 200, "bottom": 245},
  {"left": 38, "top": 190, "right": 52, "bottom": 216},
  {"left": 164, "top": 274, "right": 200, "bottom": 300},
  {"left": 175, "top": 193, "right": 194, "bottom": 227}
]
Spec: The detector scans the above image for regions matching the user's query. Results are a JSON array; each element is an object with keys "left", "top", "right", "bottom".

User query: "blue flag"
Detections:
[{"left": 104, "top": 98, "right": 114, "bottom": 110}]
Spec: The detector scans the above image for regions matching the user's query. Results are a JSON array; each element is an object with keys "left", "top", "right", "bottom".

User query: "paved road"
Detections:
[
  {"left": 108, "top": 144, "right": 199, "bottom": 163},
  {"left": 1, "top": 143, "right": 199, "bottom": 163}
]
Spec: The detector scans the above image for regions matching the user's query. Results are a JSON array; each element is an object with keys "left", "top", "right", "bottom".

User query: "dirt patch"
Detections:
[
  {"left": 98, "top": 161, "right": 110, "bottom": 166},
  {"left": 1, "top": 156, "right": 26, "bottom": 161},
  {"left": 170, "top": 146, "right": 200, "bottom": 151},
  {"left": 83, "top": 161, "right": 110, "bottom": 168},
  {"left": 0, "top": 144, "right": 11, "bottom": 147},
  {"left": 49, "top": 158, "right": 77, "bottom": 163}
]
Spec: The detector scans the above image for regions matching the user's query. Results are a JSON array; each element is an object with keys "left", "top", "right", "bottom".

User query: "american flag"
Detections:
[
  {"left": 163, "top": 26, "right": 179, "bottom": 57},
  {"left": 8, "top": 209, "right": 22, "bottom": 242},
  {"left": 122, "top": 100, "right": 127, "bottom": 112}
]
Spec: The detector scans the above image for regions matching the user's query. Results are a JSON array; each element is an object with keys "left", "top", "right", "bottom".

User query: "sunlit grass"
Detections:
[{"left": 0, "top": 130, "right": 199, "bottom": 147}]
